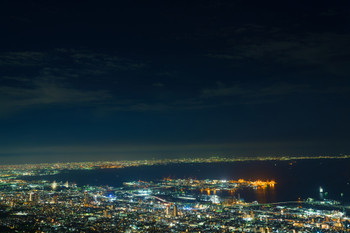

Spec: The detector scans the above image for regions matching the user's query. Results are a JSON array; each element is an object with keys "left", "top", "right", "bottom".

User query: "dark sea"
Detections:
[{"left": 25, "top": 159, "right": 350, "bottom": 204}]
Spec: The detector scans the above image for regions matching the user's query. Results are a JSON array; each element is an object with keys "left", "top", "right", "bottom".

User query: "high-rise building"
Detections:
[
  {"left": 84, "top": 192, "right": 89, "bottom": 207},
  {"left": 173, "top": 205, "right": 178, "bottom": 217},
  {"left": 166, "top": 206, "right": 170, "bottom": 215}
]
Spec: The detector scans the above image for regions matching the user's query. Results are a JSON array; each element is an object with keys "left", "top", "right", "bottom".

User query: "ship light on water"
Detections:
[{"left": 319, "top": 187, "right": 323, "bottom": 193}]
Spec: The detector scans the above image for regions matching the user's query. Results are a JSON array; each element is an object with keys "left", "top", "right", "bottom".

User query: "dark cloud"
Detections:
[
  {"left": 152, "top": 83, "right": 165, "bottom": 87},
  {"left": 0, "top": 76, "right": 111, "bottom": 116},
  {"left": 0, "top": 48, "right": 149, "bottom": 115},
  {"left": 0, "top": 52, "right": 47, "bottom": 67},
  {"left": 201, "top": 82, "right": 350, "bottom": 99},
  {"left": 0, "top": 49, "right": 146, "bottom": 71},
  {"left": 207, "top": 30, "right": 350, "bottom": 76},
  {"left": 0, "top": 0, "right": 350, "bottom": 162},
  {"left": 55, "top": 49, "right": 147, "bottom": 71}
]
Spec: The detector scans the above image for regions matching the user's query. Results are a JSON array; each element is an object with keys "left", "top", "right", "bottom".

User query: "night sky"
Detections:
[{"left": 1, "top": 0, "right": 350, "bottom": 163}]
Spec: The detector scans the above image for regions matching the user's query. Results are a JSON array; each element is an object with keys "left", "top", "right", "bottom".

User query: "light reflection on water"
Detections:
[{"left": 254, "top": 186, "right": 276, "bottom": 203}]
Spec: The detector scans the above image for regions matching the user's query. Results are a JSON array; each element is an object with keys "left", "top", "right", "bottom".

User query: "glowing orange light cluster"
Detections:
[{"left": 229, "top": 179, "right": 276, "bottom": 188}]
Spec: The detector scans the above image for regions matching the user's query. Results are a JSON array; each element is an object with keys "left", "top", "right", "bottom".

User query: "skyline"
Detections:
[
  {"left": 1, "top": 1, "right": 350, "bottom": 163},
  {"left": 1, "top": 154, "right": 350, "bottom": 166}
]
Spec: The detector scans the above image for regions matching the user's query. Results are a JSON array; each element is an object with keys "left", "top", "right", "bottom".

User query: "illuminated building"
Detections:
[
  {"left": 173, "top": 205, "right": 178, "bottom": 217},
  {"left": 51, "top": 181, "right": 57, "bottom": 190},
  {"left": 84, "top": 192, "right": 89, "bottom": 207}
]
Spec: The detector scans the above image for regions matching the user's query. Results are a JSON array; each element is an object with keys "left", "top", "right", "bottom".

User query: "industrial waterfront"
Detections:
[{"left": 20, "top": 157, "right": 350, "bottom": 204}]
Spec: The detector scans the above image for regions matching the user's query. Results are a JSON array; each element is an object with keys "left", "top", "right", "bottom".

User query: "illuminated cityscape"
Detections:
[
  {"left": 0, "top": 157, "right": 349, "bottom": 232},
  {"left": 1, "top": 0, "right": 350, "bottom": 232},
  {"left": 1, "top": 155, "right": 349, "bottom": 177}
]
